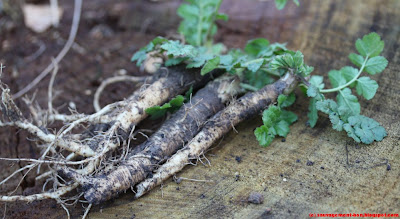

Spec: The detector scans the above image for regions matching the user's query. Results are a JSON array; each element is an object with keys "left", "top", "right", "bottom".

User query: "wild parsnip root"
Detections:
[
  {"left": 0, "top": 65, "right": 216, "bottom": 206},
  {"left": 73, "top": 75, "right": 241, "bottom": 204},
  {"left": 134, "top": 72, "right": 298, "bottom": 198}
]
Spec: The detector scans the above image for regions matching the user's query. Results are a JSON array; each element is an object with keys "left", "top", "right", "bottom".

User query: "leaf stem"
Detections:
[{"left": 320, "top": 55, "right": 369, "bottom": 93}]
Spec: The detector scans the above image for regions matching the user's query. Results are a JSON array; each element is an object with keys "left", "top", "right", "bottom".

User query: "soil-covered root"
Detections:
[
  {"left": 75, "top": 75, "right": 241, "bottom": 204},
  {"left": 134, "top": 72, "right": 298, "bottom": 198}
]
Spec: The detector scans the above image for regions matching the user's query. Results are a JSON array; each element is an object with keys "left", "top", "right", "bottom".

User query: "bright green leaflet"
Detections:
[{"left": 304, "top": 32, "right": 388, "bottom": 144}]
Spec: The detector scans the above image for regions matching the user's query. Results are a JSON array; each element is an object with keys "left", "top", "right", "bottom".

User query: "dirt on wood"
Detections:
[{"left": 0, "top": 0, "right": 399, "bottom": 218}]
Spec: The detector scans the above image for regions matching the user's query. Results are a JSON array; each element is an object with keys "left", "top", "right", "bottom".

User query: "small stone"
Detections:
[
  {"left": 235, "top": 156, "right": 242, "bottom": 163},
  {"left": 89, "top": 24, "right": 114, "bottom": 39},
  {"left": 248, "top": 192, "right": 264, "bottom": 204}
]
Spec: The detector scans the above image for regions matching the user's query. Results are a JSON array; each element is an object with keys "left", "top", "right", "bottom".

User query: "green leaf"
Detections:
[
  {"left": 278, "top": 93, "right": 296, "bottom": 108},
  {"left": 262, "top": 105, "right": 280, "bottom": 127},
  {"left": 201, "top": 56, "right": 220, "bottom": 75},
  {"left": 184, "top": 86, "right": 193, "bottom": 101},
  {"left": 145, "top": 95, "right": 185, "bottom": 119},
  {"left": 273, "top": 120, "right": 290, "bottom": 137},
  {"left": 186, "top": 54, "right": 213, "bottom": 68},
  {"left": 245, "top": 38, "right": 270, "bottom": 57},
  {"left": 337, "top": 88, "right": 360, "bottom": 117},
  {"left": 246, "top": 59, "right": 264, "bottom": 72},
  {"left": 280, "top": 110, "right": 298, "bottom": 124},
  {"left": 275, "top": 0, "right": 288, "bottom": 10},
  {"left": 177, "top": 0, "right": 223, "bottom": 46},
  {"left": 216, "top": 13, "right": 229, "bottom": 21},
  {"left": 315, "top": 99, "right": 338, "bottom": 114},
  {"left": 309, "top": 75, "right": 325, "bottom": 90},
  {"left": 344, "top": 115, "right": 387, "bottom": 144},
  {"left": 165, "top": 57, "right": 187, "bottom": 67},
  {"left": 348, "top": 53, "right": 364, "bottom": 67},
  {"left": 151, "top": 36, "right": 168, "bottom": 45},
  {"left": 131, "top": 50, "right": 147, "bottom": 66},
  {"left": 307, "top": 97, "right": 318, "bottom": 128},
  {"left": 244, "top": 70, "right": 275, "bottom": 89},
  {"left": 329, "top": 112, "right": 344, "bottom": 131},
  {"left": 355, "top": 76, "right": 378, "bottom": 100},
  {"left": 306, "top": 85, "right": 318, "bottom": 97},
  {"left": 355, "top": 32, "right": 384, "bottom": 57},
  {"left": 254, "top": 125, "right": 275, "bottom": 147},
  {"left": 161, "top": 40, "right": 196, "bottom": 57},
  {"left": 328, "top": 66, "right": 358, "bottom": 88},
  {"left": 364, "top": 56, "right": 388, "bottom": 75}
]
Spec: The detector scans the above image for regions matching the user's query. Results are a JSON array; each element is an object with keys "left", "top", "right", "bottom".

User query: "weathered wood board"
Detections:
[
  {"left": 89, "top": 0, "right": 400, "bottom": 218},
  {"left": 0, "top": 0, "right": 398, "bottom": 218}
]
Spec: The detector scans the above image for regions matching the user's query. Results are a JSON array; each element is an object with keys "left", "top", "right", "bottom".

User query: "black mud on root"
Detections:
[
  {"left": 134, "top": 73, "right": 298, "bottom": 197},
  {"left": 81, "top": 75, "right": 241, "bottom": 204},
  {"left": 77, "top": 64, "right": 221, "bottom": 152}
]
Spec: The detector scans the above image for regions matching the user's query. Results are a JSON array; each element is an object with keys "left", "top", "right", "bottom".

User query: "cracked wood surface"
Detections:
[{"left": 0, "top": 0, "right": 398, "bottom": 218}]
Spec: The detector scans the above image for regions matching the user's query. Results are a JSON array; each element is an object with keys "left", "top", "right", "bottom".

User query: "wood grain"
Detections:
[{"left": 89, "top": 0, "right": 400, "bottom": 218}]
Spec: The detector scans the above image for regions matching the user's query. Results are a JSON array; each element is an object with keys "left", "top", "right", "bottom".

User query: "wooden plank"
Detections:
[{"left": 89, "top": 0, "right": 400, "bottom": 218}]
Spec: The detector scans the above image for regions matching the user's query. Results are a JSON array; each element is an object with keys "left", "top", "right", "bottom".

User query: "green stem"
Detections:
[
  {"left": 320, "top": 56, "right": 369, "bottom": 93},
  {"left": 204, "top": 0, "right": 223, "bottom": 45},
  {"left": 196, "top": 2, "right": 204, "bottom": 46}
]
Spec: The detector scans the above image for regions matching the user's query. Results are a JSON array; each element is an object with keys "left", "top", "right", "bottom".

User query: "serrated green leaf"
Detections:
[
  {"left": 186, "top": 54, "right": 213, "bottom": 68},
  {"left": 254, "top": 125, "right": 275, "bottom": 147},
  {"left": 329, "top": 112, "right": 344, "bottom": 131},
  {"left": 364, "top": 56, "right": 388, "bottom": 75},
  {"left": 177, "top": 0, "right": 223, "bottom": 46},
  {"left": 315, "top": 99, "right": 338, "bottom": 114},
  {"left": 273, "top": 120, "right": 290, "bottom": 137},
  {"left": 280, "top": 110, "right": 298, "bottom": 124},
  {"left": 348, "top": 53, "right": 364, "bottom": 67},
  {"left": 337, "top": 88, "right": 360, "bottom": 117},
  {"left": 219, "top": 55, "right": 233, "bottom": 66},
  {"left": 244, "top": 70, "right": 275, "bottom": 89},
  {"left": 262, "top": 105, "right": 281, "bottom": 127},
  {"left": 131, "top": 50, "right": 147, "bottom": 66},
  {"left": 169, "top": 95, "right": 185, "bottom": 107},
  {"left": 328, "top": 66, "right": 358, "bottom": 88},
  {"left": 307, "top": 85, "right": 318, "bottom": 97},
  {"left": 216, "top": 13, "right": 229, "bottom": 21},
  {"left": 355, "top": 32, "right": 384, "bottom": 57},
  {"left": 356, "top": 76, "right": 378, "bottom": 100},
  {"left": 161, "top": 41, "right": 196, "bottom": 57},
  {"left": 346, "top": 115, "right": 387, "bottom": 144},
  {"left": 245, "top": 38, "right": 270, "bottom": 57},
  {"left": 343, "top": 123, "right": 361, "bottom": 143},
  {"left": 328, "top": 70, "right": 346, "bottom": 88},
  {"left": 309, "top": 75, "right": 325, "bottom": 90},
  {"left": 151, "top": 37, "right": 168, "bottom": 45},
  {"left": 307, "top": 97, "right": 318, "bottom": 127},
  {"left": 145, "top": 95, "right": 185, "bottom": 119},
  {"left": 165, "top": 57, "right": 187, "bottom": 67},
  {"left": 278, "top": 93, "right": 296, "bottom": 108},
  {"left": 246, "top": 59, "right": 264, "bottom": 72},
  {"left": 201, "top": 56, "right": 220, "bottom": 75}
]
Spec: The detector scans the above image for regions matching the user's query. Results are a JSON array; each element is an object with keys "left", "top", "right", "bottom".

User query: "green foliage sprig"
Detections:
[{"left": 305, "top": 32, "right": 388, "bottom": 144}]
